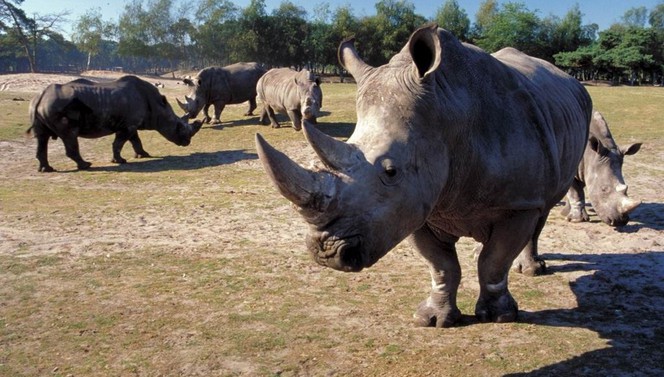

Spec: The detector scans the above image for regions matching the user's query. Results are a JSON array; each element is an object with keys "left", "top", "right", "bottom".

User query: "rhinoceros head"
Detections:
[
  {"left": 177, "top": 78, "right": 205, "bottom": 119},
  {"left": 256, "top": 26, "right": 449, "bottom": 271},
  {"left": 295, "top": 70, "right": 322, "bottom": 122},
  {"left": 584, "top": 111, "right": 641, "bottom": 226}
]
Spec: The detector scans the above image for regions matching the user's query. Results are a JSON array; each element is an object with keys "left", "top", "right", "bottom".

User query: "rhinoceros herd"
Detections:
[{"left": 27, "top": 25, "right": 643, "bottom": 328}]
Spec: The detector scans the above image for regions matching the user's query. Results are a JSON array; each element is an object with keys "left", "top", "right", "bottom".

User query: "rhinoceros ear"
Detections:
[
  {"left": 621, "top": 142, "right": 642, "bottom": 156},
  {"left": 338, "top": 37, "right": 373, "bottom": 85},
  {"left": 408, "top": 24, "right": 443, "bottom": 80}
]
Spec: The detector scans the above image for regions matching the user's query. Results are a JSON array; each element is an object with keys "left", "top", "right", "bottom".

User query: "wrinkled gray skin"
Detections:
[
  {"left": 256, "top": 26, "right": 592, "bottom": 328},
  {"left": 28, "top": 76, "right": 203, "bottom": 172},
  {"left": 177, "top": 62, "right": 266, "bottom": 124},
  {"left": 256, "top": 68, "right": 323, "bottom": 131},
  {"left": 562, "top": 110, "right": 642, "bottom": 226}
]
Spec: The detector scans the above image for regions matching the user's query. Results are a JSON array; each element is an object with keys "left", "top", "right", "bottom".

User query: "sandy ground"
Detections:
[{"left": 0, "top": 72, "right": 663, "bottom": 375}]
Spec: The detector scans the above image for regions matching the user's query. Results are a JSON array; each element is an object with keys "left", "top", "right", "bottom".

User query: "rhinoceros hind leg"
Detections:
[
  {"left": 36, "top": 134, "right": 55, "bottom": 172},
  {"left": 245, "top": 98, "right": 257, "bottom": 116}
]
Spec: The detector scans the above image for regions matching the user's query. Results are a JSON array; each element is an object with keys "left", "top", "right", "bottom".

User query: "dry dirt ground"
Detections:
[{"left": 0, "top": 72, "right": 663, "bottom": 376}]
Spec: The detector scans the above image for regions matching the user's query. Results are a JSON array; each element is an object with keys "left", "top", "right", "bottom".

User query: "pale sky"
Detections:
[{"left": 19, "top": 0, "right": 663, "bottom": 38}]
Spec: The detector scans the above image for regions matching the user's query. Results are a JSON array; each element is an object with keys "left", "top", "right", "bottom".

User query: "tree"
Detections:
[
  {"left": 434, "top": 0, "right": 470, "bottom": 42},
  {"left": 621, "top": 6, "right": 648, "bottom": 27},
  {"left": 474, "top": 2, "right": 542, "bottom": 56},
  {"left": 269, "top": 1, "right": 308, "bottom": 68},
  {"left": 1, "top": 0, "right": 69, "bottom": 72},
  {"left": 471, "top": 0, "right": 498, "bottom": 41},
  {"left": 72, "top": 8, "right": 116, "bottom": 71},
  {"left": 370, "top": 0, "right": 426, "bottom": 65}
]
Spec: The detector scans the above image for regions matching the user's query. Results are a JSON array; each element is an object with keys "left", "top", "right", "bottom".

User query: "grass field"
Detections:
[{"left": 0, "top": 75, "right": 662, "bottom": 377}]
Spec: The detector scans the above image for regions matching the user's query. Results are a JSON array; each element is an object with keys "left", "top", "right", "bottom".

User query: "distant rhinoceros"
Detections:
[
  {"left": 28, "top": 76, "right": 203, "bottom": 172},
  {"left": 256, "top": 68, "right": 323, "bottom": 131},
  {"left": 255, "top": 26, "right": 592, "bottom": 327},
  {"left": 562, "top": 110, "right": 642, "bottom": 226},
  {"left": 177, "top": 62, "right": 266, "bottom": 124}
]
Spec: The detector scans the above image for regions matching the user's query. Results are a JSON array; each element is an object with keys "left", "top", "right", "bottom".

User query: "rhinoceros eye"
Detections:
[{"left": 379, "top": 158, "right": 401, "bottom": 186}]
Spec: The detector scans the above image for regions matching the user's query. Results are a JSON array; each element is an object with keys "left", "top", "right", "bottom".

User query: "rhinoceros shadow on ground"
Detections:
[
  {"left": 504, "top": 249, "right": 664, "bottom": 376},
  {"left": 210, "top": 116, "right": 261, "bottom": 129},
  {"left": 84, "top": 150, "right": 257, "bottom": 173},
  {"left": 616, "top": 202, "right": 664, "bottom": 233}
]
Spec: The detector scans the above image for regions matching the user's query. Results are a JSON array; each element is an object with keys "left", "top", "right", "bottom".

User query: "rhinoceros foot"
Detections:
[
  {"left": 111, "top": 157, "right": 127, "bottom": 164},
  {"left": 565, "top": 208, "right": 590, "bottom": 223},
  {"left": 209, "top": 118, "right": 222, "bottom": 125},
  {"left": 135, "top": 152, "right": 152, "bottom": 159},
  {"left": 512, "top": 256, "right": 546, "bottom": 277},
  {"left": 38, "top": 165, "right": 55, "bottom": 173},
  {"left": 77, "top": 161, "right": 92, "bottom": 170},
  {"left": 413, "top": 299, "right": 462, "bottom": 328},
  {"left": 475, "top": 291, "right": 518, "bottom": 323}
]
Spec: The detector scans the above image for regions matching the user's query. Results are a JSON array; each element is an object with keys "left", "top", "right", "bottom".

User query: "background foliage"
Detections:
[{"left": 1, "top": 0, "right": 663, "bottom": 84}]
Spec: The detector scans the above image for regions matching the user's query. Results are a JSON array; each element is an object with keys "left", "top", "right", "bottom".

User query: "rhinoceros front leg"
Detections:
[
  {"left": 60, "top": 132, "right": 91, "bottom": 170},
  {"left": 210, "top": 102, "right": 225, "bottom": 125},
  {"left": 111, "top": 130, "right": 132, "bottom": 164},
  {"left": 128, "top": 131, "right": 151, "bottom": 159},
  {"left": 562, "top": 179, "right": 589, "bottom": 222},
  {"left": 410, "top": 225, "right": 462, "bottom": 328},
  {"left": 512, "top": 210, "right": 548, "bottom": 276},
  {"left": 202, "top": 104, "right": 212, "bottom": 124},
  {"left": 264, "top": 106, "right": 281, "bottom": 129},
  {"left": 475, "top": 210, "right": 540, "bottom": 323},
  {"left": 288, "top": 110, "right": 302, "bottom": 131}
]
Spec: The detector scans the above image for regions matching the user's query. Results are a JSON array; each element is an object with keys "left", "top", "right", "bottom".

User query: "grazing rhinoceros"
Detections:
[
  {"left": 28, "top": 76, "right": 202, "bottom": 172},
  {"left": 255, "top": 26, "right": 592, "bottom": 327},
  {"left": 256, "top": 68, "right": 323, "bottom": 131},
  {"left": 177, "top": 62, "right": 266, "bottom": 124},
  {"left": 562, "top": 110, "right": 642, "bottom": 226}
]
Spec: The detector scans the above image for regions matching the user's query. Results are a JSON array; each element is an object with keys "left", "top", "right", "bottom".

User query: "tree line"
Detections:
[{"left": 2, "top": 0, "right": 663, "bottom": 85}]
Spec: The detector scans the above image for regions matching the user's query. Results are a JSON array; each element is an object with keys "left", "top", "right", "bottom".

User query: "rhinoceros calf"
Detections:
[
  {"left": 256, "top": 26, "right": 592, "bottom": 327},
  {"left": 562, "top": 110, "right": 642, "bottom": 226},
  {"left": 28, "top": 76, "right": 202, "bottom": 172},
  {"left": 256, "top": 68, "right": 323, "bottom": 131},
  {"left": 177, "top": 62, "right": 266, "bottom": 124}
]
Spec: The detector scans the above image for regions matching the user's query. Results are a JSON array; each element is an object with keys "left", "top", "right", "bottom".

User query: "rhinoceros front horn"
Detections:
[
  {"left": 176, "top": 97, "right": 189, "bottom": 112},
  {"left": 621, "top": 197, "right": 641, "bottom": 215},
  {"left": 255, "top": 133, "right": 321, "bottom": 207}
]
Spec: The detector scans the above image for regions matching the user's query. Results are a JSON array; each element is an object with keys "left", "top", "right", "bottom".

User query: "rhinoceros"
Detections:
[
  {"left": 255, "top": 26, "right": 592, "bottom": 327},
  {"left": 562, "top": 110, "right": 642, "bottom": 226},
  {"left": 177, "top": 62, "right": 266, "bottom": 124},
  {"left": 256, "top": 68, "right": 323, "bottom": 131},
  {"left": 28, "top": 75, "right": 202, "bottom": 172}
]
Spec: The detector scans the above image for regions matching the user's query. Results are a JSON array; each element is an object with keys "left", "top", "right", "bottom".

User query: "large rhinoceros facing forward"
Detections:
[
  {"left": 562, "top": 110, "right": 641, "bottom": 226},
  {"left": 177, "top": 62, "right": 266, "bottom": 124},
  {"left": 256, "top": 68, "right": 323, "bottom": 131},
  {"left": 29, "top": 75, "right": 202, "bottom": 172},
  {"left": 256, "top": 26, "right": 592, "bottom": 327}
]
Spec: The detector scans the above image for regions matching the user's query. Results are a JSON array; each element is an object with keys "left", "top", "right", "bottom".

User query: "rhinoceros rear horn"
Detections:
[
  {"left": 302, "top": 120, "right": 356, "bottom": 171},
  {"left": 255, "top": 133, "right": 320, "bottom": 207},
  {"left": 338, "top": 37, "right": 373, "bottom": 85}
]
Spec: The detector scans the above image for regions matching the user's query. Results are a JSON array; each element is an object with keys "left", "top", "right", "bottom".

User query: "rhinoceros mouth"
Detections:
[{"left": 310, "top": 234, "right": 365, "bottom": 272}]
